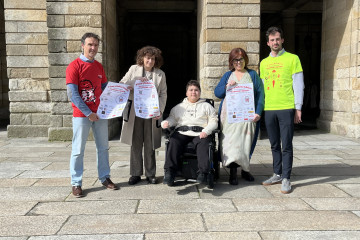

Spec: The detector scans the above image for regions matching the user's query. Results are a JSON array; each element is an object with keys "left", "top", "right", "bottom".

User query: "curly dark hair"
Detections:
[
  {"left": 135, "top": 46, "right": 164, "bottom": 69},
  {"left": 228, "top": 48, "right": 249, "bottom": 70}
]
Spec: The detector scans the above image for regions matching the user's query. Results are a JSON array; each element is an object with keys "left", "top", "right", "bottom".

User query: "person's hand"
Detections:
[
  {"left": 139, "top": 77, "right": 148, "bottom": 82},
  {"left": 127, "top": 86, "right": 133, "bottom": 91},
  {"left": 253, "top": 114, "right": 261, "bottom": 122},
  {"left": 154, "top": 112, "right": 162, "bottom": 120},
  {"left": 162, "top": 121, "right": 169, "bottom": 129},
  {"left": 88, "top": 112, "right": 99, "bottom": 122},
  {"left": 226, "top": 80, "right": 236, "bottom": 87},
  {"left": 199, "top": 132, "right": 208, "bottom": 139},
  {"left": 294, "top": 110, "right": 302, "bottom": 124}
]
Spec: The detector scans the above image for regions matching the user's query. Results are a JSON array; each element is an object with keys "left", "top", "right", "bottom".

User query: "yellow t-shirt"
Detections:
[{"left": 260, "top": 52, "right": 303, "bottom": 110}]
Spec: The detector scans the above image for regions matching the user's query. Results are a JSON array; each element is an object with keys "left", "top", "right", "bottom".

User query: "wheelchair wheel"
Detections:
[{"left": 207, "top": 172, "right": 215, "bottom": 189}]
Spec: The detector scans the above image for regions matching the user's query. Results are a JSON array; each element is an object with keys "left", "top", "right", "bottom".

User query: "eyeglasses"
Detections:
[{"left": 233, "top": 58, "right": 245, "bottom": 63}]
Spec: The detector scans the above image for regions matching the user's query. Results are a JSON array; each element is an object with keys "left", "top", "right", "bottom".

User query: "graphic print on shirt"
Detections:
[
  {"left": 80, "top": 79, "right": 96, "bottom": 105},
  {"left": 264, "top": 62, "right": 283, "bottom": 91}
]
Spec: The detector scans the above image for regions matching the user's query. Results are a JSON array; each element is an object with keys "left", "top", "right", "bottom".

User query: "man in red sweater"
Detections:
[{"left": 66, "top": 32, "right": 118, "bottom": 197}]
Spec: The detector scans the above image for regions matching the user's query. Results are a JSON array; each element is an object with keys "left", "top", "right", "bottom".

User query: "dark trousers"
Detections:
[
  {"left": 130, "top": 117, "right": 156, "bottom": 177},
  {"left": 264, "top": 109, "right": 295, "bottom": 179},
  {"left": 164, "top": 132, "right": 211, "bottom": 174}
]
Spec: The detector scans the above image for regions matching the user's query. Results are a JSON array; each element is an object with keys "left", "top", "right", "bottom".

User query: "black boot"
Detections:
[
  {"left": 163, "top": 169, "right": 175, "bottom": 186},
  {"left": 229, "top": 167, "right": 238, "bottom": 185}
]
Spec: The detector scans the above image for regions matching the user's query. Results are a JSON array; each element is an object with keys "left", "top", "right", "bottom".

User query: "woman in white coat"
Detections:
[{"left": 120, "top": 46, "right": 167, "bottom": 185}]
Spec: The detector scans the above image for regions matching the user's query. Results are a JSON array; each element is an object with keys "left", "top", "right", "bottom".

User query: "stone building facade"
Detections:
[{"left": 1, "top": 0, "right": 360, "bottom": 140}]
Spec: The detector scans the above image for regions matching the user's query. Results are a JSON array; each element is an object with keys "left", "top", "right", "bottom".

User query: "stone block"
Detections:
[
  {"left": 206, "top": 29, "right": 259, "bottom": 41},
  {"left": 7, "top": 56, "right": 48, "bottom": 68},
  {"left": 7, "top": 125, "right": 49, "bottom": 138},
  {"left": 4, "top": 0, "right": 46, "bottom": 9},
  {"left": 28, "top": 45, "right": 48, "bottom": 55},
  {"left": 6, "top": 33, "right": 48, "bottom": 44},
  {"left": 10, "top": 102, "right": 51, "bottom": 113},
  {"left": 51, "top": 102, "right": 72, "bottom": 115},
  {"left": 10, "top": 113, "right": 31, "bottom": 125},
  {"left": 248, "top": 53, "right": 259, "bottom": 65},
  {"left": 222, "top": 17, "right": 248, "bottom": 28},
  {"left": 47, "top": 15, "right": 65, "bottom": 28},
  {"left": 46, "top": 2, "right": 101, "bottom": 15},
  {"left": 220, "top": 42, "right": 247, "bottom": 52},
  {"left": 9, "top": 78, "right": 49, "bottom": 91},
  {"left": 204, "top": 66, "right": 227, "bottom": 78},
  {"left": 248, "top": 16, "right": 260, "bottom": 28},
  {"left": 31, "top": 68, "right": 49, "bottom": 79},
  {"left": 337, "top": 68, "right": 350, "bottom": 79},
  {"left": 49, "top": 66, "right": 67, "bottom": 78},
  {"left": 17, "top": 22, "right": 47, "bottom": 33},
  {"left": 4, "top": 10, "right": 47, "bottom": 21},
  {"left": 48, "top": 40, "right": 67, "bottom": 53},
  {"left": 48, "top": 27, "right": 101, "bottom": 40},
  {"left": 50, "top": 114, "right": 63, "bottom": 127},
  {"left": 247, "top": 41, "right": 259, "bottom": 53},
  {"left": 48, "top": 127, "right": 73, "bottom": 141},
  {"left": 6, "top": 45, "right": 27, "bottom": 55},
  {"left": 90, "top": 15, "right": 102, "bottom": 27},
  {"left": 205, "top": 42, "right": 221, "bottom": 54},
  {"left": 63, "top": 115, "right": 73, "bottom": 127},
  {"left": 5, "top": 22, "right": 17, "bottom": 32},
  {"left": 207, "top": 4, "right": 260, "bottom": 16},
  {"left": 7, "top": 68, "right": 31, "bottom": 78},
  {"left": 206, "top": 17, "right": 221, "bottom": 28},
  {"left": 8, "top": 91, "right": 47, "bottom": 102},
  {"left": 204, "top": 53, "right": 228, "bottom": 66},
  {"left": 32, "top": 113, "right": 51, "bottom": 125},
  {"left": 50, "top": 90, "right": 68, "bottom": 102},
  {"left": 48, "top": 53, "right": 82, "bottom": 66},
  {"left": 67, "top": 41, "right": 81, "bottom": 52},
  {"left": 49, "top": 78, "right": 66, "bottom": 90}
]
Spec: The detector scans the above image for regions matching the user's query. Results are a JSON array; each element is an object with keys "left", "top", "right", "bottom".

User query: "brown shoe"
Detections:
[
  {"left": 102, "top": 178, "right": 119, "bottom": 190},
  {"left": 72, "top": 186, "right": 84, "bottom": 198}
]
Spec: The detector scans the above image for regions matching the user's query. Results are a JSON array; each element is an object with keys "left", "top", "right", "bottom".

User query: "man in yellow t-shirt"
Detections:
[{"left": 260, "top": 26, "right": 304, "bottom": 194}]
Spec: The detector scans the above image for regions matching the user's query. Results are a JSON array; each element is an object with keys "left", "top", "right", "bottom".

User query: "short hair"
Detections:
[
  {"left": 135, "top": 46, "right": 164, "bottom": 69},
  {"left": 266, "top": 26, "right": 284, "bottom": 42},
  {"left": 81, "top": 32, "right": 100, "bottom": 45},
  {"left": 228, "top": 48, "right": 249, "bottom": 70},
  {"left": 186, "top": 80, "right": 201, "bottom": 92}
]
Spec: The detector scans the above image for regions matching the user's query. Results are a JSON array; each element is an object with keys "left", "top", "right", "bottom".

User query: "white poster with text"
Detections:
[
  {"left": 226, "top": 83, "right": 255, "bottom": 123},
  {"left": 134, "top": 80, "right": 160, "bottom": 119}
]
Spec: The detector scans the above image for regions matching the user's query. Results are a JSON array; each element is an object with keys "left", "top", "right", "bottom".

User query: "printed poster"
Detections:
[
  {"left": 97, "top": 82, "right": 130, "bottom": 119},
  {"left": 134, "top": 79, "right": 160, "bottom": 119},
  {"left": 226, "top": 83, "right": 255, "bottom": 123}
]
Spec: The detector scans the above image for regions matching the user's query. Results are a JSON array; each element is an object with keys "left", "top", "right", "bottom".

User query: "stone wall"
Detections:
[
  {"left": 318, "top": 0, "right": 360, "bottom": 138},
  {"left": 5, "top": 0, "right": 50, "bottom": 137},
  {"left": 198, "top": 0, "right": 260, "bottom": 102},
  {"left": 0, "top": 0, "right": 9, "bottom": 124}
]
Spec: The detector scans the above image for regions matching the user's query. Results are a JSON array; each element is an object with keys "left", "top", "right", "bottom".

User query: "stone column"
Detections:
[
  {"left": 318, "top": 0, "right": 360, "bottom": 138},
  {"left": 5, "top": 0, "right": 50, "bottom": 137},
  {"left": 198, "top": 0, "right": 260, "bottom": 103},
  {"left": 46, "top": 0, "right": 103, "bottom": 140}
]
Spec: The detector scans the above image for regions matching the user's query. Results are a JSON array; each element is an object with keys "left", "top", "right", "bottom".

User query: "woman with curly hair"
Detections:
[{"left": 120, "top": 46, "right": 167, "bottom": 185}]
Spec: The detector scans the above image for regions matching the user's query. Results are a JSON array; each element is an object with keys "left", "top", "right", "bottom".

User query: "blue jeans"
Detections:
[{"left": 70, "top": 117, "right": 110, "bottom": 186}]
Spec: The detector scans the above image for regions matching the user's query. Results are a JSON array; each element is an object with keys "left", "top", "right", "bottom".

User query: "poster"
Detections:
[
  {"left": 97, "top": 82, "right": 130, "bottom": 119},
  {"left": 226, "top": 83, "right": 255, "bottom": 123},
  {"left": 134, "top": 79, "right": 160, "bottom": 119}
]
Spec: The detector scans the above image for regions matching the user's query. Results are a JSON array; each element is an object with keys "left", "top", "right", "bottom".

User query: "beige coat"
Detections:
[{"left": 119, "top": 65, "right": 167, "bottom": 149}]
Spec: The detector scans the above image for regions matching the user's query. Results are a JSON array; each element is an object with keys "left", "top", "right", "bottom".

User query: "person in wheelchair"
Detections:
[{"left": 161, "top": 80, "right": 218, "bottom": 186}]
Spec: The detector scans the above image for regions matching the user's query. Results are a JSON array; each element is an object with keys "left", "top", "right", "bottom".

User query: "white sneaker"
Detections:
[
  {"left": 281, "top": 178, "right": 291, "bottom": 194},
  {"left": 262, "top": 173, "right": 282, "bottom": 186}
]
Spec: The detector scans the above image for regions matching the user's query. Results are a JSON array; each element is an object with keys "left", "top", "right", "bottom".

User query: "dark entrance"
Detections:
[
  {"left": 120, "top": 11, "right": 197, "bottom": 115},
  {"left": 260, "top": 4, "right": 323, "bottom": 129}
]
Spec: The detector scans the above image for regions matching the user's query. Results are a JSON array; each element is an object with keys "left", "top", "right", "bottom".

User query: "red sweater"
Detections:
[{"left": 66, "top": 58, "right": 107, "bottom": 117}]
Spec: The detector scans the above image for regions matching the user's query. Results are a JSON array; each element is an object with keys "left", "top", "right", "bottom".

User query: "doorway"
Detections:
[{"left": 120, "top": 11, "right": 197, "bottom": 115}]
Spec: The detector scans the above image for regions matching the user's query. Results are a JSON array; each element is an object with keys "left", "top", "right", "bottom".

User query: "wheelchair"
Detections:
[{"left": 163, "top": 99, "right": 219, "bottom": 189}]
